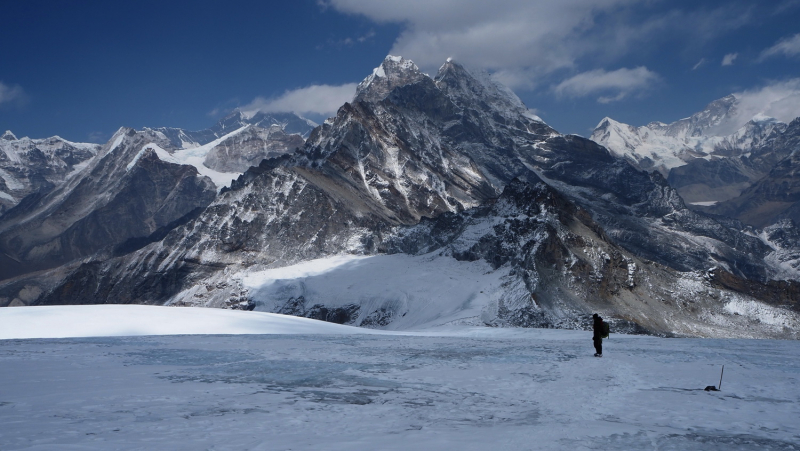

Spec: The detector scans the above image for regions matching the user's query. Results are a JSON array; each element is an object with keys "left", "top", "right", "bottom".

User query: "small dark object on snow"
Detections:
[{"left": 704, "top": 365, "right": 725, "bottom": 392}]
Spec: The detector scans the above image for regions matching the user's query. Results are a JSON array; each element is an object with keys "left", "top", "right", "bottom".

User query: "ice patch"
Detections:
[
  {"left": 723, "top": 299, "right": 798, "bottom": 328},
  {"left": 238, "top": 253, "right": 509, "bottom": 330}
]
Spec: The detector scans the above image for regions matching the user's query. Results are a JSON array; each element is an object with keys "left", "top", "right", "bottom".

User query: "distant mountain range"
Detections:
[
  {"left": 592, "top": 94, "right": 800, "bottom": 229},
  {"left": 1, "top": 56, "right": 798, "bottom": 338}
]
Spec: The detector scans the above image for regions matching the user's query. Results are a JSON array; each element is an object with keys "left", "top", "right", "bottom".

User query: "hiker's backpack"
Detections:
[{"left": 601, "top": 321, "right": 610, "bottom": 338}]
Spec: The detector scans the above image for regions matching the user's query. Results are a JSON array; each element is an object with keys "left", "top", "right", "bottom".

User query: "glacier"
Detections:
[{"left": 0, "top": 306, "right": 798, "bottom": 450}]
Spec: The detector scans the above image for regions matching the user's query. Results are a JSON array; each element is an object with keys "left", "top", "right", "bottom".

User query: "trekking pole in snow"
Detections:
[{"left": 704, "top": 365, "right": 725, "bottom": 391}]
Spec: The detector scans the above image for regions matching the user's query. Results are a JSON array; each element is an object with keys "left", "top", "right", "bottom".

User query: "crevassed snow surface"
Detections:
[{"left": 0, "top": 305, "right": 798, "bottom": 450}]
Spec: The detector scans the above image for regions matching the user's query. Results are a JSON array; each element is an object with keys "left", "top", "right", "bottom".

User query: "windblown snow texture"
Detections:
[{"left": 0, "top": 310, "right": 798, "bottom": 450}]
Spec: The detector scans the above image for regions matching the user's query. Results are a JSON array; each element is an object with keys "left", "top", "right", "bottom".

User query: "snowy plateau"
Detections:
[{"left": 1, "top": 305, "right": 799, "bottom": 450}]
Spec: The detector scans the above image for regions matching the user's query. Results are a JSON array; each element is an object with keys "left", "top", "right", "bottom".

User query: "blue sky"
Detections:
[{"left": 2, "top": 0, "right": 800, "bottom": 143}]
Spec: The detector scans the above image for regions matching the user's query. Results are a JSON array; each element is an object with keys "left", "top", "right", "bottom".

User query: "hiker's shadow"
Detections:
[{"left": 647, "top": 386, "right": 719, "bottom": 393}]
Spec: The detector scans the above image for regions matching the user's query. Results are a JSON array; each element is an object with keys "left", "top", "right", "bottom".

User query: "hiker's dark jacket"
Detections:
[{"left": 593, "top": 317, "right": 604, "bottom": 340}]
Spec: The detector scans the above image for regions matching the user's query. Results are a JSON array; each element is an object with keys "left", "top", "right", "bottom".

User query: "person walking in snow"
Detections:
[{"left": 592, "top": 313, "right": 604, "bottom": 357}]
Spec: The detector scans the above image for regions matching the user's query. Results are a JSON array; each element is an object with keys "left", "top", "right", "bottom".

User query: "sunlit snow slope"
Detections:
[{"left": 0, "top": 305, "right": 381, "bottom": 339}]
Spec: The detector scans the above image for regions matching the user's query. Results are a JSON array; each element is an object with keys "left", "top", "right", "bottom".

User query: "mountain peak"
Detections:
[
  {"left": 434, "top": 58, "right": 543, "bottom": 123},
  {"left": 354, "top": 55, "right": 427, "bottom": 103},
  {"left": 595, "top": 117, "right": 622, "bottom": 130},
  {"left": 2, "top": 130, "right": 17, "bottom": 141}
]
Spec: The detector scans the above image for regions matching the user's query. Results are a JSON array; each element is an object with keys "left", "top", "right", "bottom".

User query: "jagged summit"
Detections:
[
  {"left": 352, "top": 55, "right": 545, "bottom": 126},
  {"left": 435, "top": 59, "right": 543, "bottom": 123},
  {"left": 1, "top": 130, "right": 16, "bottom": 141},
  {"left": 669, "top": 94, "right": 738, "bottom": 137},
  {"left": 354, "top": 55, "right": 428, "bottom": 103}
]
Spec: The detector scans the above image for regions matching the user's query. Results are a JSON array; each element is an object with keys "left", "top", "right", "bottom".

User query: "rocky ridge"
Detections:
[
  {"left": 0, "top": 131, "right": 100, "bottom": 214},
  {"left": 1, "top": 56, "right": 798, "bottom": 338}
]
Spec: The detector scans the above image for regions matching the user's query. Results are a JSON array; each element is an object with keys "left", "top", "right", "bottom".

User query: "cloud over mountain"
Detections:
[
  {"left": 321, "top": 0, "right": 761, "bottom": 92},
  {"left": 553, "top": 67, "right": 660, "bottom": 103},
  {"left": 241, "top": 83, "right": 358, "bottom": 117}
]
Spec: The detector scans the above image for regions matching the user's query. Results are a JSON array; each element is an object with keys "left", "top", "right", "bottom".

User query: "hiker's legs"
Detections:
[{"left": 593, "top": 337, "right": 602, "bottom": 355}]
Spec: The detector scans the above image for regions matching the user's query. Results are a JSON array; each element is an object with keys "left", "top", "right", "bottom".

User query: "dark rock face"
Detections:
[
  {"left": 277, "top": 296, "right": 361, "bottom": 325},
  {"left": 0, "top": 128, "right": 217, "bottom": 281},
  {"left": 382, "top": 179, "right": 644, "bottom": 328},
  {"left": 667, "top": 157, "right": 754, "bottom": 203},
  {"left": 380, "top": 178, "right": 798, "bottom": 337}
]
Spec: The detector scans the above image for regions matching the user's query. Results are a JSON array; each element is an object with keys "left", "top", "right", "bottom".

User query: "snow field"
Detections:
[
  {"left": 0, "top": 327, "right": 798, "bottom": 450},
  {"left": 0, "top": 305, "right": 384, "bottom": 340},
  {"left": 238, "top": 253, "right": 511, "bottom": 330}
]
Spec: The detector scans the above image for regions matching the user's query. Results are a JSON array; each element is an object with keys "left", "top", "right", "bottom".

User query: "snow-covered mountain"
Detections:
[
  {"left": 4, "top": 55, "right": 796, "bottom": 338},
  {"left": 708, "top": 118, "right": 800, "bottom": 228},
  {"left": 0, "top": 127, "right": 218, "bottom": 281},
  {"left": 591, "top": 96, "right": 790, "bottom": 204},
  {"left": 592, "top": 93, "right": 800, "bottom": 231},
  {"left": 0, "top": 131, "right": 100, "bottom": 214},
  {"left": 151, "top": 111, "right": 316, "bottom": 149},
  {"left": 0, "top": 112, "right": 312, "bottom": 282}
]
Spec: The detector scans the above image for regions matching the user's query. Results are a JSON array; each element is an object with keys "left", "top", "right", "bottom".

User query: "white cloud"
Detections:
[
  {"left": 553, "top": 67, "right": 660, "bottom": 103},
  {"left": 692, "top": 58, "right": 707, "bottom": 70},
  {"left": 241, "top": 83, "right": 358, "bottom": 117},
  {"left": 322, "top": 0, "right": 756, "bottom": 90},
  {"left": 721, "top": 53, "right": 738, "bottom": 66},
  {"left": 87, "top": 131, "right": 108, "bottom": 144},
  {"left": 707, "top": 79, "right": 800, "bottom": 135},
  {"left": 0, "top": 82, "right": 25, "bottom": 107},
  {"left": 758, "top": 33, "right": 800, "bottom": 61},
  {"left": 322, "top": 0, "right": 643, "bottom": 89}
]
